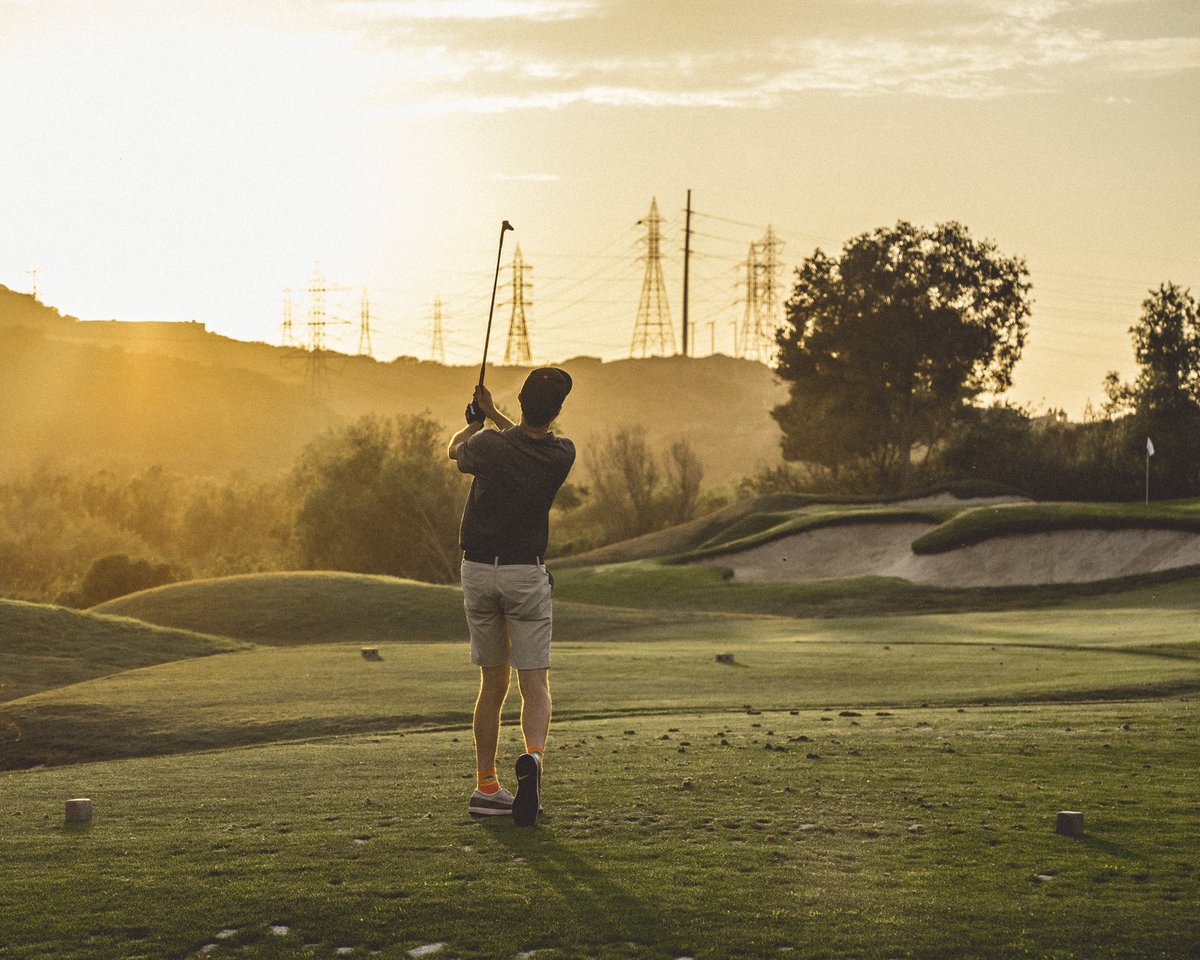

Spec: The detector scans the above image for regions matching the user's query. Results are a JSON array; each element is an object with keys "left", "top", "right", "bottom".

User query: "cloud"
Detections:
[
  {"left": 330, "top": 0, "right": 598, "bottom": 21},
  {"left": 355, "top": 0, "right": 1200, "bottom": 113}
]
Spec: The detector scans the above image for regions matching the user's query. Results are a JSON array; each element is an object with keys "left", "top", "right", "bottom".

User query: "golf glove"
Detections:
[{"left": 465, "top": 400, "right": 485, "bottom": 425}]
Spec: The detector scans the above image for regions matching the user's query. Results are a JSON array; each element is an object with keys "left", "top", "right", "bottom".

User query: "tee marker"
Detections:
[{"left": 65, "top": 798, "right": 93, "bottom": 823}]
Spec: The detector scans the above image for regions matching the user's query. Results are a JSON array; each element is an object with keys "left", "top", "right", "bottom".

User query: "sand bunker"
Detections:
[{"left": 696, "top": 522, "right": 1200, "bottom": 588}]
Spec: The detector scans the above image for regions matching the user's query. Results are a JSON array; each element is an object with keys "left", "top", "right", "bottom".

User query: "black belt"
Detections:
[{"left": 464, "top": 551, "right": 543, "bottom": 566}]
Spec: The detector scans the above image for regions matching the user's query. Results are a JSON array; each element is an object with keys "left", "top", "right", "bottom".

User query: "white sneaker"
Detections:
[{"left": 468, "top": 786, "right": 514, "bottom": 818}]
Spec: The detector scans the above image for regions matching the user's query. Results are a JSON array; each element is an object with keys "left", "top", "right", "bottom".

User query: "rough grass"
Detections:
[
  {"left": 2, "top": 699, "right": 1196, "bottom": 960},
  {"left": 0, "top": 598, "right": 244, "bottom": 702},
  {"left": 912, "top": 499, "right": 1200, "bottom": 554}
]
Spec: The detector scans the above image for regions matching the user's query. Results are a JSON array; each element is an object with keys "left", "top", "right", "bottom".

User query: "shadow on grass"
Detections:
[
  {"left": 481, "top": 823, "right": 679, "bottom": 954},
  {"left": 1075, "top": 834, "right": 1142, "bottom": 860}
]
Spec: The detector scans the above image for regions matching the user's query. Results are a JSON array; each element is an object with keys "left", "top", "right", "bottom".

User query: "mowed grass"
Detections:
[
  {"left": 5, "top": 605, "right": 1200, "bottom": 769},
  {"left": 92, "top": 571, "right": 712, "bottom": 646},
  {"left": 1, "top": 700, "right": 1196, "bottom": 960},
  {"left": 0, "top": 598, "right": 245, "bottom": 702},
  {"left": 552, "top": 560, "right": 1200, "bottom": 618}
]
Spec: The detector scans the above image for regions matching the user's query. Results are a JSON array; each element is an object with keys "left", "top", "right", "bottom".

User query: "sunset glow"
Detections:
[{"left": 1, "top": 0, "right": 1197, "bottom": 415}]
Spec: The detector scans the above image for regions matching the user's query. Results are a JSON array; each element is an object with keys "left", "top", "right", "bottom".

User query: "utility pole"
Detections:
[
  {"left": 504, "top": 245, "right": 533, "bottom": 365},
  {"left": 431, "top": 297, "right": 446, "bottom": 365},
  {"left": 357, "top": 287, "right": 374, "bottom": 358},
  {"left": 682, "top": 189, "right": 692, "bottom": 356},
  {"left": 631, "top": 197, "right": 675, "bottom": 357}
]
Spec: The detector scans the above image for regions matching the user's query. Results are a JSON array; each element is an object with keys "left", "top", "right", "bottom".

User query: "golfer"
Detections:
[{"left": 447, "top": 367, "right": 575, "bottom": 826}]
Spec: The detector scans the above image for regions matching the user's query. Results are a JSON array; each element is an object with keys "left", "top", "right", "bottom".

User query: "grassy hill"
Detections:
[
  {"left": 0, "top": 285, "right": 785, "bottom": 484},
  {"left": 0, "top": 599, "right": 244, "bottom": 702}
]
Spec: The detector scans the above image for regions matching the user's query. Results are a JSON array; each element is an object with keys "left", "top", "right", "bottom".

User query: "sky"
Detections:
[{"left": 1, "top": 0, "right": 1197, "bottom": 417}]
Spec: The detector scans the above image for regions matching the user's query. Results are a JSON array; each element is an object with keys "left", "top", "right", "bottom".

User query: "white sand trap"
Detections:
[{"left": 698, "top": 522, "right": 1200, "bottom": 588}]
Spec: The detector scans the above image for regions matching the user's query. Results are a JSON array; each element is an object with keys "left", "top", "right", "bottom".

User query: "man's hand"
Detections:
[
  {"left": 474, "top": 383, "right": 515, "bottom": 430},
  {"left": 465, "top": 399, "right": 485, "bottom": 425},
  {"left": 474, "top": 384, "right": 498, "bottom": 421}
]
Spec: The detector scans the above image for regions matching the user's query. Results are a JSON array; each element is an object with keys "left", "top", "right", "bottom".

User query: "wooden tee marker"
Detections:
[
  {"left": 1055, "top": 810, "right": 1085, "bottom": 836},
  {"left": 65, "top": 798, "right": 93, "bottom": 823},
  {"left": 361, "top": 647, "right": 382, "bottom": 661}
]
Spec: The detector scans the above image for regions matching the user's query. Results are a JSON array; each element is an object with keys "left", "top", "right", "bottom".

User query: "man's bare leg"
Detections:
[
  {"left": 473, "top": 664, "right": 511, "bottom": 776},
  {"left": 517, "top": 668, "right": 551, "bottom": 757}
]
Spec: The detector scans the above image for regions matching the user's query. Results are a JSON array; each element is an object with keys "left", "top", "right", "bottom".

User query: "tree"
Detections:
[
  {"left": 59, "top": 553, "right": 182, "bottom": 608},
  {"left": 772, "top": 221, "right": 1031, "bottom": 487},
  {"left": 292, "top": 413, "right": 467, "bottom": 583},
  {"left": 585, "top": 426, "right": 705, "bottom": 541},
  {"left": 1104, "top": 283, "right": 1200, "bottom": 497}
]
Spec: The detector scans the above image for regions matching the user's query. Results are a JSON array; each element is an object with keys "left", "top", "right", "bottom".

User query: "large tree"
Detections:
[
  {"left": 1104, "top": 283, "right": 1200, "bottom": 497},
  {"left": 772, "top": 220, "right": 1031, "bottom": 486}
]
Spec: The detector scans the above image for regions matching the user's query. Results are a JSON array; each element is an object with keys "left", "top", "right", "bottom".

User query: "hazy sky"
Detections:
[{"left": 1, "top": 0, "right": 1197, "bottom": 416}]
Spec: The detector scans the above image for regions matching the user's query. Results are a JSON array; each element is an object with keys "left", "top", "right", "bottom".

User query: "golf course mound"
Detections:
[
  {"left": 92, "top": 570, "right": 468, "bottom": 645},
  {"left": 0, "top": 598, "right": 244, "bottom": 702},
  {"left": 697, "top": 521, "right": 1200, "bottom": 587}
]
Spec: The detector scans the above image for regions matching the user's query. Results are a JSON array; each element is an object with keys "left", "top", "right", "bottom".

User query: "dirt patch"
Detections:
[{"left": 697, "top": 524, "right": 1200, "bottom": 588}]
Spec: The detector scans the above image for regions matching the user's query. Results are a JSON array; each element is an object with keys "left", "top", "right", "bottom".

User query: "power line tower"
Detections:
[
  {"left": 430, "top": 297, "right": 446, "bottom": 364},
  {"left": 27, "top": 266, "right": 38, "bottom": 300},
  {"left": 737, "top": 225, "right": 785, "bottom": 363},
  {"left": 631, "top": 198, "right": 675, "bottom": 357},
  {"left": 737, "top": 242, "right": 759, "bottom": 360},
  {"left": 504, "top": 244, "right": 533, "bottom": 365},
  {"left": 281, "top": 288, "right": 295, "bottom": 346},
  {"left": 305, "top": 266, "right": 331, "bottom": 401},
  {"left": 357, "top": 287, "right": 374, "bottom": 358}
]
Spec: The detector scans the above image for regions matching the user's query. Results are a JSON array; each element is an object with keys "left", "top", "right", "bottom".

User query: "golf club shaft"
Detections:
[{"left": 479, "top": 220, "right": 513, "bottom": 386}]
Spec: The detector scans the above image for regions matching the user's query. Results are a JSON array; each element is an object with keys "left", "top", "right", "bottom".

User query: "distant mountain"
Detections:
[{"left": 0, "top": 285, "right": 786, "bottom": 484}]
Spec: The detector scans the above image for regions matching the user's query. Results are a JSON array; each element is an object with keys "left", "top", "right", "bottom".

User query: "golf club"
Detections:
[{"left": 479, "top": 220, "right": 514, "bottom": 387}]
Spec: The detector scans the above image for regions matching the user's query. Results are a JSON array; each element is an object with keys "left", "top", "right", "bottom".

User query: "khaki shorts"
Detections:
[{"left": 460, "top": 559, "right": 554, "bottom": 670}]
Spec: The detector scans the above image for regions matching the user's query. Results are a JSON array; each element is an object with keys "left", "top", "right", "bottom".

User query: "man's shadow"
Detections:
[{"left": 480, "top": 822, "right": 676, "bottom": 951}]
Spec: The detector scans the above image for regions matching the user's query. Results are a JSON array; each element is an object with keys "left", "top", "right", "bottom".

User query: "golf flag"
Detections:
[{"left": 1147, "top": 437, "right": 1155, "bottom": 457}]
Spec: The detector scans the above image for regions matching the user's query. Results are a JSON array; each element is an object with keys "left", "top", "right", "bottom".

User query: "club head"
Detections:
[{"left": 502, "top": 220, "right": 514, "bottom": 232}]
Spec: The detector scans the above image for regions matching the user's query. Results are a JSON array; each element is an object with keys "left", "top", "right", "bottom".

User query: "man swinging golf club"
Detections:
[
  {"left": 446, "top": 217, "right": 575, "bottom": 827},
  {"left": 448, "top": 367, "right": 575, "bottom": 826}
]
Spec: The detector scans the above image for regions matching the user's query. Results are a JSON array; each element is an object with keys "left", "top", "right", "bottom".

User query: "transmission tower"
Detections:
[
  {"left": 357, "top": 287, "right": 374, "bottom": 358},
  {"left": 305, "top": 266, "right": 331, "bottom": 400},
  {"left": 27, "top": 266, "right": 38, "bottom": 300},
  {"left": 430, "top": 298, "right": 446, "bottom": 364},
  {"left": 737, "top": 225, "right": 785, "bottom": 363},
  {"left": 631, "top": 197, "right": 675, "bottom": 357},
  {"left": 504, "top": 245, "right": 533, "bottom": 365},
  {"left": 281, "top": 288, "right": 295, "bottom": 346}
]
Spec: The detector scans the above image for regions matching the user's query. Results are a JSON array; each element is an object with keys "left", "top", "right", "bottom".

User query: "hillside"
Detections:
[
  {"left": 0, "top": 285, "right": 785, "bottom": 483},
  {"left": 0, "top": 599, "right": 244, "bottom": 702}
]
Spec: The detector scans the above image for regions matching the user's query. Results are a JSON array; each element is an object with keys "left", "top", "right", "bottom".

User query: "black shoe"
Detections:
[{"left": 513, "top": 753, "right": 541, "bottom": 827}]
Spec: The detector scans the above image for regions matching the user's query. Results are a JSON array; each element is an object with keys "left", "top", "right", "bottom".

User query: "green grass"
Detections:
[
  {"left": 90, "top": 571, "right": 712, "bottom": 647},
  {"left": 1, "top": 700, "right": 1196, "bottom": 959},
  {"left": 6, "top": 497, "right": 1200, "bottom": 959},
  {"left": 5, "top": 602, "right": 1200, "bottom": 770},
  {"left": 553, "top": 560, "right": 1200, "bottom": 618},
  {"left": 0, "top": 598, "right": 244, "bottom": 702},
  {"left": 912, "top": 498, "right": 1200, "bottom": 554}
]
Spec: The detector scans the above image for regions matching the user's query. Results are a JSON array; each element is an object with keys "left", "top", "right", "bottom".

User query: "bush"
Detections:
[{"left": 59, "top": 553, "right": 183, "bottom": 608}]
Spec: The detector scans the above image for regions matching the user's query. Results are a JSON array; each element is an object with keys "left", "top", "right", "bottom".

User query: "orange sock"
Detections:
[{"left": 476, "top": 769, "right": 500, "bottom": 794}]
